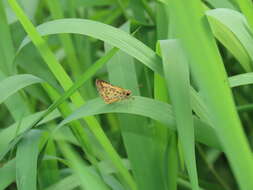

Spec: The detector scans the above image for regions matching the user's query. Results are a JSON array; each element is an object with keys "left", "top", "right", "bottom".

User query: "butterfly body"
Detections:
[{"left": 96, "top": 79, "right": 132, "bottom": 104}]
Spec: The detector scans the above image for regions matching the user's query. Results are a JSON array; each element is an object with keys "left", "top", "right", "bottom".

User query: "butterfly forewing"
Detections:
[{"left": 96, "top": 79, "right": 132, "bottom": 104}]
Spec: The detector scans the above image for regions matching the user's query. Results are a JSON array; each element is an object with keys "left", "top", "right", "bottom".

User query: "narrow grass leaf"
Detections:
[
  {"left": 229, "top": 72, "right": 253, "bottom": 87},
  {"left": 9, "top": 1, "right": 136, "bottom": 188},
  {"left": 165, "top": 133, "right": 178, "bottom": 190},
  {"left": 45, "top": 174, "right": 80, "bottom": 190},
  {"left": 58, "top": 141, "right": 111, "bottom": 190},
  {"left": 128, "top": 0, "right": 147, "bottom": 23},
  {"left": 0, "top": 47, "right": 116, "bottom": 160},
  {"left": 0, "top": 74, "right": 43, "bottom": 104},
  {"left": 0, "top": 0, "right": 15, "bottom": 74},
  {"left": 155, "top": 5, "right": 177, "bottom": 190},
  {"left": 16, "top": 130, "right": 41, "bottom": 190},
  {"left": 19, "top": 18, "right": 163, "bottom": 75},
  {"left": 0, "top": 110, "right": 60, "bottom": 159},
  {"left": 47, "top": 0, "right": 81, "bottom": 79},
  {"left": 160, "top": 40, "right": 199, "bottom": 190},
  {"left": 39, "top": 139, "right": 60, "bottom": 188},
  {"left": 74, "top": 0, "right": 114, "bottom": 7},
  {"left": 0, "top": 0, "right": 31, "bottom": 120}
]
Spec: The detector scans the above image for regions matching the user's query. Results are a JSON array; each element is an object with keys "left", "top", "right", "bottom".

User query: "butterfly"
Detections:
[{"left": 96, "top": 79, "right": 132, "bottom": 104}]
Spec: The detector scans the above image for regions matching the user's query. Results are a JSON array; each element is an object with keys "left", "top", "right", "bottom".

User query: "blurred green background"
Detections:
[{"left": 1, "top": 0, "right": 253, "bottom": 190}]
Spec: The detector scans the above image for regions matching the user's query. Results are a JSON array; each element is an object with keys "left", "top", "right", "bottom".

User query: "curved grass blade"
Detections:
[
  {"left": 58, "top": 96, "right": 221, "bottom": 150},
  {"left": 0, "top": 74, "right": 43, "bottom": 104},
  {"left": 18, "top": 18, "right": 163, "bottom": 75},
  {"left": 8, "top": 1, "right": 136, "bottom": 188},
  {"left": 17, "top": 18, "right": 211, "bottom": 125},
  {"left": 0, "top": 47, "right": 118, "bottom": 160},
  {"left": 206, "top": 8, "right": 253, "bottom": 71},
  {"left": 229, "top": 72, "right": 253, "bottom": 87},
  {"left": 105, "top": 22, "right": 161, "bottom": 190},
  {"left": 58, "top": 140, "right": 111, "bottom": 190},
  {"left": 169, "top": 1, "right": 253, "bottom": 189},
  {"left": 0, "top": 110, "right": 60, "bottom": 154}
]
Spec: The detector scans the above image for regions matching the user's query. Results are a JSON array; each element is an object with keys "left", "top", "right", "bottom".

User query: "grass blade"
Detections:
[
  {"left": 19, "top": 18, "right": 163, "bottom": 75},
  {"left": 0, "top": 159, "right": 16, "bottom": 189},
  {"left": 160, "top": 40, "right": 199, "bottom": 190},
  {"left": 8, "top": 1, "right": 136, "bottom": 188},
  {"left": 0, "top": 74, "right": 43, "bottom": 104},
  {"left": 168, "top": 1, "right": 253, "bottom": 189},
  {"left": 58, "top": 140, "right": 111, "bottom": 190},
  {"left": 16, "top": 130, "right": 41, "bottom": 190},
  {"left": 58, "top": 96, "right": 221, "bottom": 149},
  {"left": 105, "top": 22, "right": 162, "bottom": 190},
  {"left": 206, "top": 8, "right": 253, "bottom": 71},
  {"left": 229, "top": 72, "right": 253, "bottom": 87}
]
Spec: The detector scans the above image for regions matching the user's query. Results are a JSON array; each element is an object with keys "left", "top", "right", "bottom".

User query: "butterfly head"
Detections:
[{"left": 123, "top": 90, "right": 132, "bottom": 97}]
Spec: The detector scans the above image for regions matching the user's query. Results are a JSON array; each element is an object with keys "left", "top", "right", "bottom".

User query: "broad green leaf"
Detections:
[
  {"left": 0, "top": 159, "right": 15, "bottom": 190},
  {"left": 17, "top": 18, "right": 210, "bottom": 125},
  {"left": 160, "top": 40, "right": 199, "bottom": 190},
  {"left": 105, "top": 22, "right": 162, "bottom": 190},
  {"left": 206, "top": 8, "right": 253, "bottom": 71},
  {"left": 168, "top": 1, "right": 253, "bottom": 189},
  {"left": 59, "top": 97, "right": 221, "bottom": 150}
]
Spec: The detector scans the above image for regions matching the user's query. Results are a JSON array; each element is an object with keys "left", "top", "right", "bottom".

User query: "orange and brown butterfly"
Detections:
[{"left": 95, "top": 79, "right": 132, "bottom": 104}]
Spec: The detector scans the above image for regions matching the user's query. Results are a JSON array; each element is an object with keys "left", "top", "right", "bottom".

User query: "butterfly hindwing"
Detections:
[{"left": 96, "top": 79, "right": 131, "bottom": 104}]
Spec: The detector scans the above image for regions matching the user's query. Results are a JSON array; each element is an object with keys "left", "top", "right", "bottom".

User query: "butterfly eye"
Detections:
[{"left": 126, "top": 92, "right": 131, "bottom": 96}]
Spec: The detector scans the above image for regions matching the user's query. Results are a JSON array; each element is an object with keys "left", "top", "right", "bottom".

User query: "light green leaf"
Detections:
[
  {"left": 19, "top": 18, "right": 163, "bottom": 75},
  {"left": 0, "top": 74, "right": 43, "bottom": 104},
  {"left": 206, "top": 8, "right": 253, "bottom": 71},
  {"left": 160, "top": 40, "right": 199, "bottom": 190},
  {"left": 58, "top": 141, "right": 111, "bottom": 190},
  {"left": 105, "top": 22, "right": 161, "bottom": 190},
  {"left": 16, "top": 130, "right": 42, "bottom": 190},
  {"left": 229, "top": 72, "right": 253, "bottom": 87},
  {"left": 0, "top": 159, "right": 15, "bottom": 190},
  {"left": 58, "top": 97, "right": 221, "bottom": 150}
]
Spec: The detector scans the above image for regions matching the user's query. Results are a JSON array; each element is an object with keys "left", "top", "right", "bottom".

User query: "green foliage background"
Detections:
[{"left": 0, "top": 0, "right": 253, "bottom": 190}]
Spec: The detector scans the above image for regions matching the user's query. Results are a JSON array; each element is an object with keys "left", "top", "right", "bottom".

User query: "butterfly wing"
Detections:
[{"left": 96, "top": 79, "right": 131, "bottom": 104}]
